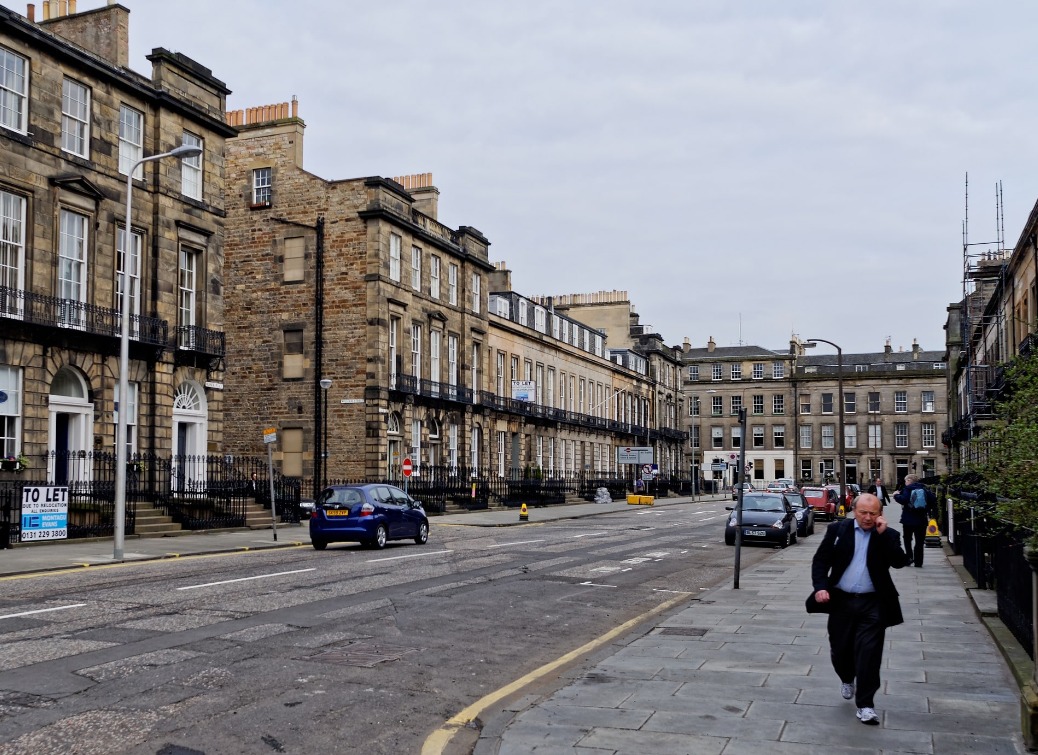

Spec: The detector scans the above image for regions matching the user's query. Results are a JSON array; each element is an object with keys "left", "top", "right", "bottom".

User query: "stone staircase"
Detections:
[{"left": 133, "top": 502, "right": 183, "bottom": 537}]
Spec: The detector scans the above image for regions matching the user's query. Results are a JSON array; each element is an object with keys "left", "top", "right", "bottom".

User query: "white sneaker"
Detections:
[
  {"left": 856, "top": 707, "right": 879, "bottom": 725},
  {"left": 841, "top": 683, "right": 854, "bottom": 700}
]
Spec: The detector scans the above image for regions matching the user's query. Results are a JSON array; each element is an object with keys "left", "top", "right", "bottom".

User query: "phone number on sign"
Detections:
[{"left": 20, "top": 529, "right": 67, "bottom": 541}]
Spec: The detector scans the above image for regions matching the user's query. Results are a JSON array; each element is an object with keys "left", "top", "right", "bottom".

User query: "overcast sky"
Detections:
[{"left": 110, "top": 0, "right": 1038, "bottom": 355}]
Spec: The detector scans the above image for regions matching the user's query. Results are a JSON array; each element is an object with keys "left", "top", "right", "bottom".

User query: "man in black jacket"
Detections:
[
  {"left": 894, "top": 474, "right": 936, "bottom": 567},
  {"left": 866, "top": 478, "right": 890, "bottom": 506},
  {"left": 811, "top": 493, "right": 907, "bottom": 725}
]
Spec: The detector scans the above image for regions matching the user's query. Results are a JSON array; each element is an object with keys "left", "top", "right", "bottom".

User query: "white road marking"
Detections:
[
  {"left": 644, "top": 552, "right": 669, "bottom": 558},
  {"left": 176, "top": 568, "right": 316, "bottom": 590},
  {"left": 579, "top": 581, "right": 617, "bottom": 588},
  {"left": 367, "top": 550, "right": 452, "bottom": 563},
  {"left": 0, "top": 604, "right": 85, "bottom": 620},
  {"left": 488, "top": 540, "right": 545, "bottom": 548},
  {"left": 621, "top": 557, "right": 652, "bottom": 564},
  {"left": 652, "top": 589, "right": 692, "bottom": 595},
  {"left": 570, "top": 532, "right": 607, "bottom": 539},
  {"left": 591, "top": 566, "right": 622, "bottom": 573}
]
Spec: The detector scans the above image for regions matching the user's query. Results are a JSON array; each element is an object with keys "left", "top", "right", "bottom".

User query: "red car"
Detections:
[
  {"left": 824, "top": 484, "right": 855, "bottom": 512},
  {"left": 802, "top": 486, "right": 838, "bottom": 521}
]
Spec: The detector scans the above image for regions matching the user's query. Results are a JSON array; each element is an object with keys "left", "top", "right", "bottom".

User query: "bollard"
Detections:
[
  {"left": 519, "top": 502, "right": 528, "bottom": 521},
  {"left": 925, "top": 517, "right": 942, "bottom": 548}
]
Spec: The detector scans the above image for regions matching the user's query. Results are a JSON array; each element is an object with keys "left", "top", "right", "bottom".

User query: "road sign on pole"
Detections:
[{"left": 402, "top": 458, "right": 413, "bottom": 477}]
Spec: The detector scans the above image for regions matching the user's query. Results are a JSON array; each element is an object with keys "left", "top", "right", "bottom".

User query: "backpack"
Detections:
[{"left": 910, "top": 487, "right": 928, "bottom": 510}]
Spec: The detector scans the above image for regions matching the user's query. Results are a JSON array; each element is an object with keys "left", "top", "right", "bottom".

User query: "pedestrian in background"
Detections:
[
  {"left": 866, "top": 478, "right": 890, "bottom": 507},
  {"left": 811, "top": 493, "right": 907, "bottom": 725},
  {"left": 894, "top": 473, "right": 935, "bottom": 567}
]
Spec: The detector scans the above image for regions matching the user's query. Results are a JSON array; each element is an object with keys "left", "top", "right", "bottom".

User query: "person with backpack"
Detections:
[{"left": 893, "top": 474, "right": 935, "bottom": 567}]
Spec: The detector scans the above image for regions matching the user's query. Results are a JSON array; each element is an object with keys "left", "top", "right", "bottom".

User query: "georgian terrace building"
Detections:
[{"left": 0, "top": 2, "right": 233, "bottom": 482}]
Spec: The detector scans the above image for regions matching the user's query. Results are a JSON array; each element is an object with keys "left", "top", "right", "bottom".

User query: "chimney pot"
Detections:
[{"left": 26, "top": 3, "right": 34, "bottom": 21}]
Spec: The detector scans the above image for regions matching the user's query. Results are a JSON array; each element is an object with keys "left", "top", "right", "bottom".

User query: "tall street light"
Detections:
[
  {"left": 114, "top": 143, "right": 203, "bottom": 561},
  {"left": 320, "top": 378, "right": 332, "bottom": 490},
  {"left": 804, "top": 338, "right": 845, "bottom": 513}
]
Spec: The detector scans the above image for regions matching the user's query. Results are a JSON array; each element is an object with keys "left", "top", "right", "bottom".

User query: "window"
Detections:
[
  {"left": 497, "top": 430, "right": 506, "bottom": 476},
  {"left": 510, "top": 355, "right": 519, "bottom": 382},
  {"left": 868, "top": 423, "right": 882, "bottom": 449},
  {"left": 868, "top": 392, "right": 881, "bottom": 412},
  {"left": 430, "top": 330, "right": 441, "bottom": 385},
  {"left": 535, "top": 306, "right": 546, "bottom": 333},
  {"left": 448, "top": 423, "right": 458, "bottom": 469},
  {"left": 752, "top": 426, "right": 765, "bottom": 448},
  {"left": 821, "top": 393, "right": 833, "bottom": 414},
  {"left": 283, "top": 328, "right": 303, "bottom": 379},
  {"left": 61, "top": 78, "right": 90, "bottom": 157},
  {"left": 0, "top": 190, "right": 26, "bottom": 316},
  {"left": 448, "top": 263, "right": 458, "bottom": 305},
  {"left": 283, "top": 236, "right": 304, "bottom": 283},
  {"left": 688, "top": 365, "right": 699, "bottom": 381},
  {"left": 731, "top": 426, "right": 742, "bottom": 448},
  {"left": 894, "top": 390, "right": 907, "bottom": 413},
  {"left": 178, "top": 247, "right": 198, "bottom": 347},
  {"left": 822, "top": 424, "right": 835, "bottom": 449},
  {"left": 692, "top": 395, "right": 700, "bottom": 416},
  {"left": 546, "top": 367, "right": 555, "bottom": 407},
  {"left": 921, "top": 390, "right": 935, "bottom": 413},
  {"left": 411, "top": 245, "right": 422, "bottom": 290},
  {"left": 894, "top": 422, "right": 908, "bottom": 448},
  {"left": 922, "top": 422, "right": 936, "bottom": 448},
  {"left": 471, "top": 343, "right": 482, "bottom": 393},
  {"left": 447, "top": 335, "right": 458, "bottom": 388},
  {"left": 430, "top": 255, "right": 440, "bottom": 299},
  {"left": 730, "top": 363, "right": 742, "bottom": 380},
  {"left": 57, "top": 209, "right": 88, "bottom": 328},
  {"left": 113, "top": 382, "right": 138, "bottom": 458},
  {"left": 844, "top": 391, "right": 856, "bottom": 413},
  {"left": 0, "top": 365, "right": 21, "bottom": 456},
  {"left": 711, "top": 427, "right": 723, "bottom": 449},
  {"left": 692, "top": 425, "right": 700, "bottom": 448},
  {"left": 496, "top": 352, "right": 505, "bottom": 396},
  {"left": 772, "top": 362, "right": 784, "bottom": 379},
  {"left": 413, "top": 419, "right": 423, "bottom": 474},
  {"left": 471, "top": 273, "right": 481, "bottom": 312},
  {"left": 116, "top": 227, "right": 142, "bottom": 339},
  {"left": 385, "top": 234, "right": 406, "bottom": 285},
  {"left": 711, "top": 363, "right": 722, "bottom": 381},
  {"left": 800, "top": 394, "right": 810, "bottom": 414},
  {"left": 773, "top": 425, "right": 785, "bottom": 448},
  {"left": 118, "top": 105, "right": 143, "bottom": 178},
  {"left": 252, "top": 167, "right": 272, "bottom": 205},
  {"left": 752, "top": 362, "right": 764, "bottom": 379},
  {"left": 730, "top": 395, "right": 742, "bottom": 415},
  {"left": 411, "top": 323, "right": 422, "bottom": 377},
  {"left": 388, "top": 317, "right": 399, "bottom": 388},
  {"left": 799, "top": 425, "right": 812, "bottom": 449},
  {"left": 801, "top": 459, "right": 813, "bottom": 481},
  {"left": 471, "top": 425, "right": 481, "bottom": 468},
  {"left": 752, "top": 394, "right": 764, "bottom": 415},
  {"left": 845, "top": 424, "right": 857, "bottom": 449},
  {"left": 711, "top": 396, "right": 723, "bottom": 416},
  {"left": 773, "top": 394, "right": 785, "bottom": 414},
  {"left": 518, "top": 299, "right": 528, "bottom": 326},
  {"left": 0, "top": 46, "right": 28, "bottom": 133},
  {"left": 181, "top": 131, "right": 202, "bottom": 200}
]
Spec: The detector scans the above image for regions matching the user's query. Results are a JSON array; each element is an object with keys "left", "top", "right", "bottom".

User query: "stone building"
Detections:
[
  {"left": 682, "top": 337, "right": 948, "bottom": 489},
  {"left": 222, "top": 103, "right": 680, "bottom": 486},
  {"left": 0, "top": 2, "right": 232, "bottom": 481}
]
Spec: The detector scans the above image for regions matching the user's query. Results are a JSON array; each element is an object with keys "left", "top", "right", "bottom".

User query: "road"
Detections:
[{"left": 0, "top": 500, "right": 799, "bottom": 754}]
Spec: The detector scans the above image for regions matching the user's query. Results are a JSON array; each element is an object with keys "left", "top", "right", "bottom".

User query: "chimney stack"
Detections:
[
  {"left": 707, "top": 337, "right": 716, "bottom": 353},
  {"left": 884, "top": 337, "right": 892, "bottom": 355},
  {"left": 682, "top": 337, "right": 691, "bottom": 353},
  {"left": 912, "top": 338, "right": 920, "bottom": 359}
]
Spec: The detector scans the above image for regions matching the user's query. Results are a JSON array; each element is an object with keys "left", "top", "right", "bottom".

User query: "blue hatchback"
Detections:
[{"left": 309, "top": 484, "right": 429, "bottom": 550}]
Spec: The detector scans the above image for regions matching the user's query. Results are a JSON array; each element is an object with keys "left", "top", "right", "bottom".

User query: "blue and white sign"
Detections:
[
  {"left": 20, "top": 486, "right": 69, "bottom": 542},
  {"left": 511, "top": 380, "right": 536, "bottom": 402}
]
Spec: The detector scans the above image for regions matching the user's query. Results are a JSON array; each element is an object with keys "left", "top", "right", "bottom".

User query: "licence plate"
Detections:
[
  {"left": 744, "top": 529, "right": 766, "bottom": 536},
  {"left": 324, "top": 510, "right": 350, "bottom": 517}
]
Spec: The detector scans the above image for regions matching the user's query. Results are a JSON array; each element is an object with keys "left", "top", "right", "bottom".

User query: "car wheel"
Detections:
[
  {"left": 809, "top": 523, "right": 815, "bottom": 536},
  {"left": 311, "top": 538, "right": 327, "bottom": 551},
  {"left": 790, "top": 528, "right": 797, "bottom": 546},
  {"left": 414, "top": 522, "right": 429, "bottom": 545},
  {"left": 781, "top": 529, "right": 791, "bottom": 548},
  {"left": 373, "top": 524, "right": 387, "bottom": 549},
  {"left": 725, "top": 534, "right": 734, "bottom": 546}
]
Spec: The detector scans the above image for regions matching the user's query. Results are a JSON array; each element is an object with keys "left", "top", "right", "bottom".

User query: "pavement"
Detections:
[{"left": 0, "top": 495, "right": 1028, "bottom": 753}]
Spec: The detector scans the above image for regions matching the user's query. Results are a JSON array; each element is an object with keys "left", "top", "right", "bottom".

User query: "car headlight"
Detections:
[
  {"left": 795, "top": 510, "right": 804, "bottom": 520},
  {"left": 771, "top": 518, "right": 785, "bottom": 528}
]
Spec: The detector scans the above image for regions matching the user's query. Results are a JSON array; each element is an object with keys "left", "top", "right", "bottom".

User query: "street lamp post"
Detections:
[
  {"left": 320, "top": 378, "right": 332, "bottom": 490},
  {"left": 805, "top": 338, "right": 845, "bottom": 513},
  {"left": 114, "top": 144, "right": 204, "bottom": 561}
]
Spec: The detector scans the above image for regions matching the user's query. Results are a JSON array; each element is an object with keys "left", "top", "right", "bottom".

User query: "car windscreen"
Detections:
[
  {"left": 785, "top": 494, "right": 807, "bottom": 508},
  {"left": 742, "top": 496, "right": 786, "bottom": 511}
]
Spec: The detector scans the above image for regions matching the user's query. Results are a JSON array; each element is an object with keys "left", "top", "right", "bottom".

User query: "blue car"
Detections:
[{"left": 309, "top": 484, "right": 429, "bottom": 550}]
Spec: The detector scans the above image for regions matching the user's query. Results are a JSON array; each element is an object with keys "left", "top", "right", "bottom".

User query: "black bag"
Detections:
[{"left": 806, "top": 591, "right": 830, "bottom": 614}]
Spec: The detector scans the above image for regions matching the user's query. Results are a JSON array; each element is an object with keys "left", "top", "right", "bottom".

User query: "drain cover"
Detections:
[
  {"left": 658, "top": 627, "right": 708, "bottom": 637},
  {"left": 309, "top": 642, "right": 417, "bottom": 668}
]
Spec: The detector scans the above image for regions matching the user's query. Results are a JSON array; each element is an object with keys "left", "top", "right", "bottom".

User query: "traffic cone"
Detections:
[
  {"left": 519, "top": 503, "right": 528, "bottom": 522},
  {"left": 925, "top": 517, "right": 942, "bottom": 548}
]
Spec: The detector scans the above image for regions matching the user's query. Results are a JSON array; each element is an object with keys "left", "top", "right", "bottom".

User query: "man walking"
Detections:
[
  {"left": 894, "top": 474, "right": 935, "bottom": 567},
  {"left": 811, "top": 494, "right": 907, "bottom": 725},
  {"left": 866, "top": 478, "right": 890, "bottom": 506}
]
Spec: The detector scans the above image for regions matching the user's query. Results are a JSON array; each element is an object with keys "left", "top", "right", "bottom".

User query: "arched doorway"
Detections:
[
  {"left": 172, "top": 381, "right": 207, "bottom": 491},
  {"left": 387, "top": 412, "right": 403, "bottom": 480},
  {"left": 48, "top": 367, "right": 93, "bottom": 485}
]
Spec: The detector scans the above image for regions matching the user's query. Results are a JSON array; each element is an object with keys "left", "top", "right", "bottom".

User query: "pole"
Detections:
[
  {"left": 837, "top": 346, "right": 845, "bottom": 513},
  {"left": 734, "top": 407, "right": 747, "bottom": 589},
  {"left": 268, "top": 442, "right": 278, "bottom": 542}
]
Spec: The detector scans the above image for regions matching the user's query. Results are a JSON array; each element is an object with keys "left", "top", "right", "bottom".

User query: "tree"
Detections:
[{"left": 967, "top": 352, "right": 1038, "bottom": 543}]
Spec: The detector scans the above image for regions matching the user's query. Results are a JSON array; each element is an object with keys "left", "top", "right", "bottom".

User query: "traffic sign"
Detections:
[{"left": 402, "top": 458, "right": 413, "bottom": 477}]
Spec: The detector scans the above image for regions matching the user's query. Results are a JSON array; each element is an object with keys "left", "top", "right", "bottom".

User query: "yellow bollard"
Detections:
[
  {"left": 925, "top": 517, "right": 942, "bottom": 548},
  {"left": 837, "top": 503, "right": 846, "bottom": 519},
  {"left": 519, "top": 502, "right": 528, "bottom": 521}
]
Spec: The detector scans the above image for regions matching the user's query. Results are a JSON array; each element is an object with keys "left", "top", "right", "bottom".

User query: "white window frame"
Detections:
[
  {"left": 688, "top": 365, "right": 699, "bottom": 381},
  {"left": 772, "top": 362, "right": 784, "bottom": 379},
  {"left": 730, "top": 363, "right": 742, "bottom": 380},
  {"left": 894, "top": 422, "right": 909, "bottom": 449},
  {"left": 116, "top": 226, "right": 143, "bottom": 340},
  {"left": 61, "top": 78, "right": 90, "bottom": 157},
  {"left": 57, "top": 209, "right": 88, "bottom": 328},
  {"left": 389, "top": 316, "right": 399, "bottom": 388},
  {"left": 448, "top": 263, "right": 458, "bottom": 305},
  {"left": 711, "top": 363, "right": 722, "bottom": 381},
  {"left": 181, "top": 131, "right": 203, "bottom": 200},
  {"left": 821, "top": 424, "right": 835, "bottom": 449},
  {"left": 752, "top": 425, "right": 765, "bottom": 448},
  {"left": 799, "top": 425, "right": 812, "bottom": 449},
  {"left": 845, "top": 424, "right": 857, "bottom": 449},
  {"left": 411, "top": 323, "right": 422, "bottom": 378},
  {"left": 430, "top": 330, "right": 441, "bottom": 385},
  {"left": 471, "top": 273, "right": 481, "bottom": 312},
  {"left": 430, "top": 255, "right": 440, "bottom": 299},
  {"left": 0, "top": 46, "right": 28, "bottom": 134},
  {"left": 178, "top": 246, "right": 198, "bottom": 347},
  {"left": 921, "top": 390, "right": 935, "bottom": 413},
  {"left": 894, "top": 390, "right": 908, "bottom": 413},
  {"left": 0, "top": 190, "right": 26, "bottom": 317},
  {"left": 252, "top": 167, "right": 271, "bottom": 205},
  {"left": 113, "top": 382, "right": 139, "bottom": 457},
  {"left": 711, "top": 395, "right": 723, "bottom": 416},
  {"left": 448, "top": 423, "right": 458, "bottom": 469},
  {"left": 922, "top": 422, "right": 936, "bottom": 448},
  {"left": 411, "top": 245, "right": 422, "bottom": 291},
  {"left": 752, "top": 362, "right": 764, "bottom": 379},
  {"left": 868, "top": 423, "right": 882, "bottom": 449},
  {"left": 773, "top": 425, "right": 785, "bottom": 448},
  {"left": 0, "top": 365, "right": 22, "bottom": 457},
  {"left": 389, "top": 233, "right": 401, "bottom": 282},
  {"left": 118, "top": 104, "right": 143, "bottom": 178},
  {"left": 773, "top": 394, "right": 785, "bottom": 415},
  {"left": 447, "top": 335, "right": 458, "bottom": 388}
]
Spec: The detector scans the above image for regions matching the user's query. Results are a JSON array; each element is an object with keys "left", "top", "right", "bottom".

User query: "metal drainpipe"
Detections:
[{"left": 313, "top": 216, "right": 325, "bottom": 495}]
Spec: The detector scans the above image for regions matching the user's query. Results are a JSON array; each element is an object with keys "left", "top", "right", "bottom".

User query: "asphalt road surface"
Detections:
[{"left": 0, "top": 501, "right": 800, "bottom": 754}]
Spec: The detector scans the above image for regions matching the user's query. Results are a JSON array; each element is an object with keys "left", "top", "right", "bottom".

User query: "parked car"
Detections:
[
  {"left": 732, "top": 482, "right": 756, "bottom": 501},
  {"left": 775, "top": 478, "right": 797, "bottom": 489},
  {"left": 765, "top": 481, "right": 796, "bottom": 494},
  {"left": 309, "top": 483, "right": 429, "bottom": 550},
  {"left": 784, "top": 491, "right": 815, "bottom": 537},
  {"left": 824, "top": 484, "right": 854, "bottom": 512},
  {"left": 724, "top": 492, "right": 797, "bottom": 548},
  {"left": 802, "top": 486, "right": 838, "bottom": 521}
]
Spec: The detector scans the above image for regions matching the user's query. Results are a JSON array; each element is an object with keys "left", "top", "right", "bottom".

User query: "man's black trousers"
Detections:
[{"left": 827, "top": 590, "right": 885, "bottom": 708}]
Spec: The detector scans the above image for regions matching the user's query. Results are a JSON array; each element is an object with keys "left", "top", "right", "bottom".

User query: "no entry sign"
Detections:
[{"left": 402, "top": 458, "right": 413, "bottom": 477}]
